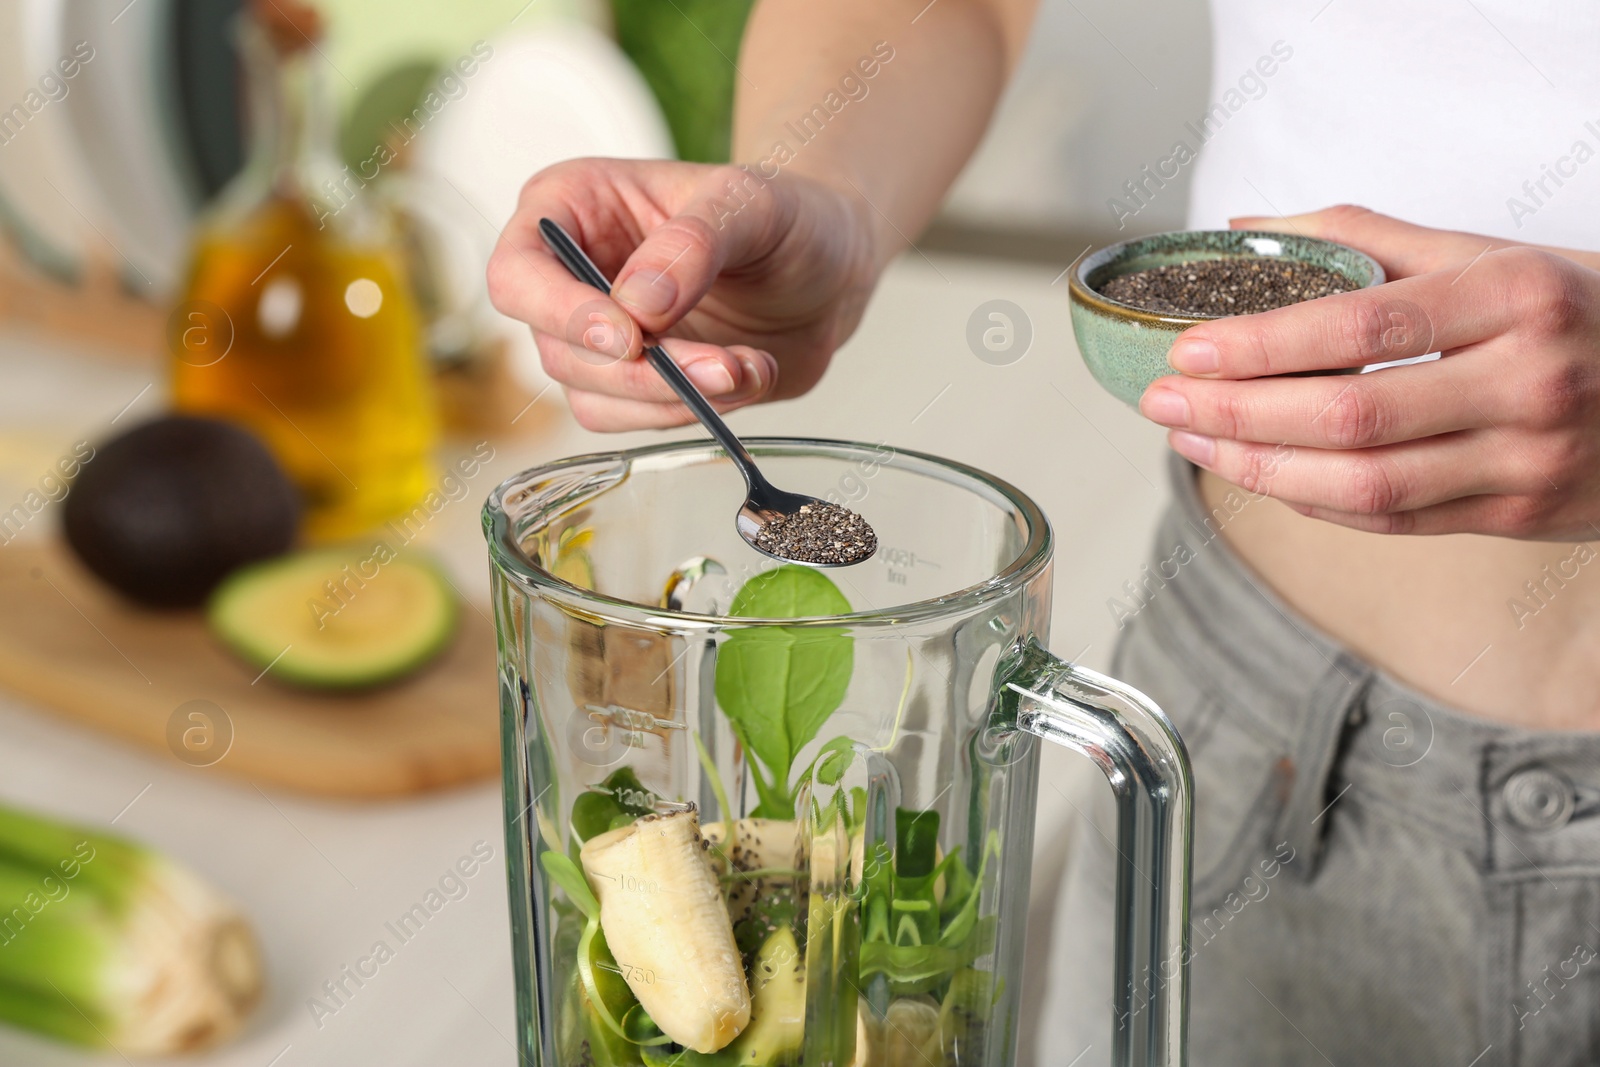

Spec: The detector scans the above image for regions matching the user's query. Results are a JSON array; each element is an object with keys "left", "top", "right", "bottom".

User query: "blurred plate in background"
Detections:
[
  {"left": 0, "top": 0, "right": 114, "bottom": 285},
  {"left": 63, "top": 0, "right": 202, "bottom": 296},
  {"left": 413, "top": 22, "right": 673, "bottom": 393}
]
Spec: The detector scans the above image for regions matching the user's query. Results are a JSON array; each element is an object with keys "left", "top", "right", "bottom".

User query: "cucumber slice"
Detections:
[{"left": 207, "top": 547, "right": 459, "bottom": 688}]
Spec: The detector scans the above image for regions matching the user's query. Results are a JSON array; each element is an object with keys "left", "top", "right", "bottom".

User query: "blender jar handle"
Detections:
[{"left": 995, "top": 636, "right": 1193, "bottom": 1067}]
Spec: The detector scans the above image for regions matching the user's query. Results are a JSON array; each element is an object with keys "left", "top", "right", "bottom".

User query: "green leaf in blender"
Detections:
[
  {"left": 859, "top": 918, "right": 998, "bottom": 995},
  {"left": 714, "top": 566, "right": 854, "bottom": 818},
  {"left": 578, "top": 919, "right": 669, "bottom": 1048},
  {"left": 891, "top": 808, "right": 944, "bottom": 946},
  {"left": 894, "top": 809, "right": 940, "bottom": 878},
  {"left": 856, "top": 827, "right": 1003, "bottom": 995},
  {"left": 807, "top": 735, "right": 858, "bottom": 788},
  {"left": 539, "top": 851, "right": 600, "bottom": 922},
  {"left": 936, "top": 832, "right": 1000, "bottom": 950}
]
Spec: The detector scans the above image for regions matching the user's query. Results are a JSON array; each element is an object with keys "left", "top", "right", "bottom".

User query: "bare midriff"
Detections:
[{"left": 1199, "top": 469, "right": 1600, "bottom": 732}]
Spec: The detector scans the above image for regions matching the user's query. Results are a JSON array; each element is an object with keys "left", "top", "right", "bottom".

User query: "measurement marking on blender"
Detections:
[
  {"left": 599, "top": 873, "right": 660, "bottom": 893},
  {"left": 595, "top": 782, "right": 660, "bottom": 810},
  {"left": 606, "top": 963, "right": 669, "bottom": 985},
  {"left": 584, "top": 704, "right": 683, "bottom": 751}
]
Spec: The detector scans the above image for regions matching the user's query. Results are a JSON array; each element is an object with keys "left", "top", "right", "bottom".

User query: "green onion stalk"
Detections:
[{"left": 0, "top": 801, "right": 263, "bottom": 1054}]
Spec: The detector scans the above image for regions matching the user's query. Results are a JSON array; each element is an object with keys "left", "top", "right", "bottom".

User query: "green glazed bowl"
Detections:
[{"left": 1067, "top": 230, "right": 1385, "bottom": 406}]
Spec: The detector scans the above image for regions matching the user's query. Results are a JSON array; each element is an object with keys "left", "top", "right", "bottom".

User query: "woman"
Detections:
[{"left": 488, "top": 1, "right": 1600, "bottom": 1062}]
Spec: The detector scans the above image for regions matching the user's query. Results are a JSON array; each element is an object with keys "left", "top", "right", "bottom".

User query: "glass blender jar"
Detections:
[{"left": 484, "top": 439, "right": 1192, "bottom": 1067}]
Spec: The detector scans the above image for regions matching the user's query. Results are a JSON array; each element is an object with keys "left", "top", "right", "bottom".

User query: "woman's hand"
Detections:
[
  {"left": 1137, "top": 206, "right": 1600, "bottom": 540},
  {"left": 487, "top": 159, "right": 877, "bottom": 430}
]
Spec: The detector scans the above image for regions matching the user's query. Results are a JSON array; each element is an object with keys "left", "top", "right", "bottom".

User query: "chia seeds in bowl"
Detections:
[
  {"left": 1097, "top": 258, "right": 1355, "bottom": 317},
  {"left": 1066, "top": 230, "right": 1386, "bottom": 406}
]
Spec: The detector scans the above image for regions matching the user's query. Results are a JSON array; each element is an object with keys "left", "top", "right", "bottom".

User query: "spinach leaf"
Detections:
[
  {"left": 714, "top": 566, "right": 854, "bottom": 813},
  {"left": 727, "top": 564, "right": 854, "bottom": 618}
]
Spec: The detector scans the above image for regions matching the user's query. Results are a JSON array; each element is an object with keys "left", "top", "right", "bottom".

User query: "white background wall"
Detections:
[{"left": 945, "top": 0, "right": 1214, "bottom": 236}]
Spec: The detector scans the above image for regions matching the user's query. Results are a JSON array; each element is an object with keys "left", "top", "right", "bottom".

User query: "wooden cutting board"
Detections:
[{"left": 0, "top": 541, "right": 501, "bottom": 798}]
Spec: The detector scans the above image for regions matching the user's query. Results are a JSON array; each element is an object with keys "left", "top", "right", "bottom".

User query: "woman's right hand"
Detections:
[{"left": 487, "top": 158, "right": 879, "bottom": 431}]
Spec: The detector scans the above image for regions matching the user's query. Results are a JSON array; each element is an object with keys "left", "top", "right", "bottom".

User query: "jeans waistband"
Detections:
[{"left": 1143, "top": 453, "right": 1600, "bottom": 876}]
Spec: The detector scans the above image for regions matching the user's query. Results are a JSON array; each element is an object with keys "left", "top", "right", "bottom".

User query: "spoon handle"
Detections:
[{"left": 537, "top": 219, "right": 766, "bottom": 489}]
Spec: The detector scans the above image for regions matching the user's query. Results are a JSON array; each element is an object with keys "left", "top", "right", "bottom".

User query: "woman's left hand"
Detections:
[{"left": 1138, "top": 206, "right": 1600, "bottom": 540}]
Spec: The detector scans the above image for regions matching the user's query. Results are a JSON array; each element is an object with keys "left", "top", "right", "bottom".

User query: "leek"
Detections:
[{"left": 0, "top": 802, "right": 262, "bottom": 1055}]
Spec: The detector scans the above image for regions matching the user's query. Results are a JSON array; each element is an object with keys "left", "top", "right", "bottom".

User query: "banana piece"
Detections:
[
  {"left": 580, "top": 809, "right": 750, "bottom": 1053},
  {"left": 703, "top": 818, "right": 799, "bottom": 925},
  {"left": 853, "top": 1011, "right": 872, "bottom": 1067},
  {"left": 854, "top": 998, "right": 943, "bottom": 1067}
]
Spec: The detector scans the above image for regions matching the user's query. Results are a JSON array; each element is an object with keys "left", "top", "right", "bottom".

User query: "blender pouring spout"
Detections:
[{"left": 993, "top": 636, "right": 1194, "bottom": 1067}]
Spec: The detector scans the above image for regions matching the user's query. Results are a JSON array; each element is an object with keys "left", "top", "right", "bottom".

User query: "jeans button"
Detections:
[{"left": 1504, "top": 766, "right": 1575, "bottom": 831}]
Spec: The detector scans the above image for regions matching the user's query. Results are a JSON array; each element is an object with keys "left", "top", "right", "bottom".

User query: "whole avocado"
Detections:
[{"left": 63, "top": 416, "right": 300, "bottom": 607}]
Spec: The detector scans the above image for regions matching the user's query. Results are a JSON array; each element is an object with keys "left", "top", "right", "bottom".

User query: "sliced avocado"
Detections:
[
  {"left": 207, "top": 546, "right": 457, "bottom": 688},
  {"left": 938, "top": 968, "right": 995, "bottom": 1062},
  {"left": 641, "top": 925, "right": 806, "bottom": 1066},
  {"left": 62, "top": 415, "right": 299, "bottom": 607},
  {"left": 728, "top": 925, "right": 805, "bottom": 1062}
]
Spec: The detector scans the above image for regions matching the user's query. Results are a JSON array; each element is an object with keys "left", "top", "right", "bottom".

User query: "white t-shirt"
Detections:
[{"left": 1187, "top": 0, "right": 1600, "bottom": 251}]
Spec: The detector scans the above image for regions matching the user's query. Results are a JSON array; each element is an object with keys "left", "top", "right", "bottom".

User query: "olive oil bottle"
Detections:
[{"left": 172, "top": 0, "right": 435, "bottom": 542}]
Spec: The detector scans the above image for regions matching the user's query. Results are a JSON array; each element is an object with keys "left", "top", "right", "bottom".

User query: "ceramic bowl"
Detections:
[{"left": 1067, "top": 230, "right": 1386, "bottom": 406}]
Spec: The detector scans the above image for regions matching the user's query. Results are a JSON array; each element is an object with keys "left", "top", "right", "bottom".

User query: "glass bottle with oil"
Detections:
[{"left": 172, "top": 0, "right": 435, "bottom": 542}]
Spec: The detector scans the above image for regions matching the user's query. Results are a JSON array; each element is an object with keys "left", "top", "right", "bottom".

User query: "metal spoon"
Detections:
[{"left": 538, "top": 218, "right": 877, "bottom": 568}]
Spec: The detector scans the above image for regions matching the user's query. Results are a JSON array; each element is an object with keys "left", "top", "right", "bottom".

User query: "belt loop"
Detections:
[{"left": 1272, "top": 652, "right": 1374, "bottom": 882}]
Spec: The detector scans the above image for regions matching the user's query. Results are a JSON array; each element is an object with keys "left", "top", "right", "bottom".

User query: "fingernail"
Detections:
[
  {"left": 1170, "top": 431, "right": 1215, "bottom": 466},
  {"left": 587, "top": 315, "right": 632, "bottom": 360},
  {"left": 1169, "top": 339, "right": 1219, "bottom": 374},
  {"left": 684, "top": 358, "right": 736, "bottom": 396},
  {"left": 615, "top": 270, "right": 676, "bottom": 316},
  {"left": 735, "top": 352, "right": 767, "bottom": 395},
  {"left": 1139, "top": 387, "right": 1190, "bottom": 427}
]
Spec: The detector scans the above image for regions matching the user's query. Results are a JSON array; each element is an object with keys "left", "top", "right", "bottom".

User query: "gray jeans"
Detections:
[{"left": 1054, "top": 456, "right": 1600, "bottom": 1067}]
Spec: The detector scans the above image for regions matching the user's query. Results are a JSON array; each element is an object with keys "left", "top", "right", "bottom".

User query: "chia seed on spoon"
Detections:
[
  {"left": 1098, "top": 258, "right": 1353, "bottom": 317},
  {"left": 753, "top": 501, "right": 877, "bottom": 566}
]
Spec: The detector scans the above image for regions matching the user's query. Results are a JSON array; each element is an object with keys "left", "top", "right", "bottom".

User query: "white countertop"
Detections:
[{"left": 0, "top": 250, "right": 1169, "bottom": 1066}]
